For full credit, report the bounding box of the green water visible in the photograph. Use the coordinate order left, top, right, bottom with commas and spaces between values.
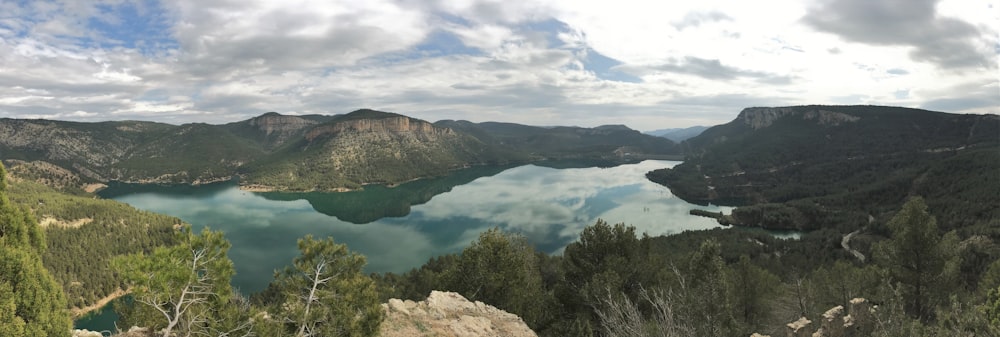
76, 160, 730, 331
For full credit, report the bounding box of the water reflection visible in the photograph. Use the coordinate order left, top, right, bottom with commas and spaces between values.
258, 165, 513, 224
100, 160, 730, 295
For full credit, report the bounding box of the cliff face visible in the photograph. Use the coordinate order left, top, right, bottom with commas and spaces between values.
380, 291, 537, 337
306, 116, 453, 141
246, 114, 322, 148
248, 113, 319, 135
737, 107, 859, 130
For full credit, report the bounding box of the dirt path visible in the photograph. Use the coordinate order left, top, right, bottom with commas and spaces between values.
841, 230, 865, 263
72, 288, 127, 318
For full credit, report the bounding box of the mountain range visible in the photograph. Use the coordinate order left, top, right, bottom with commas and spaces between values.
0, 109, 678, 192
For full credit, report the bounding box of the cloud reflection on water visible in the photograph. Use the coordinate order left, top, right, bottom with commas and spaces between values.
109, 160, 729, 293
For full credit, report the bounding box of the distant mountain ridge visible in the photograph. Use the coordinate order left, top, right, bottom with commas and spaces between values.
0, 109, 678, 191
647, 105, 1000, 232
644, 126, 708, 142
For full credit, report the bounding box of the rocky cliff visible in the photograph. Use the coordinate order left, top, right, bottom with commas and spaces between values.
737, 107, 859, 130
241, 112, 325, 149
380, 291, 537, 337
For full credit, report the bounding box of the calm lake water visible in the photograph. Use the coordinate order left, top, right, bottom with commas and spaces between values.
76, 160, 731, 331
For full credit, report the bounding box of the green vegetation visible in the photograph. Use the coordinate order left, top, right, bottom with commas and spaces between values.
4, 178, 179, 311
648, 105, 1000, 232
874, 197, 959, 320
262, 235, 383, 337
113, 231, 383, 337
376, 201, 999, 337
0, 162, 72, 337
113, 227, 247, 337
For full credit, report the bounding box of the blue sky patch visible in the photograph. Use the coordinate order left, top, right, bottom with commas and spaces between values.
583, 48, 642, 83
86, 1, 176, 55
413, 29, 483, 57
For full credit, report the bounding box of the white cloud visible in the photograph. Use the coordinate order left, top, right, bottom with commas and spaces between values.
0, 0, 994, 129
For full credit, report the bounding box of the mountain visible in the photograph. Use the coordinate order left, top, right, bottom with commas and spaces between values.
435, 120, 680, 160
222, 112, 337, 150
242, 109, 501, 191
0, 109, 679, 191
647, 105, 1000, 231
644, 125, 708, 142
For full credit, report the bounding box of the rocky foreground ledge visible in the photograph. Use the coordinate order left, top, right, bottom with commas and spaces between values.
74, 291, 536, 337
380, 291, 537, 337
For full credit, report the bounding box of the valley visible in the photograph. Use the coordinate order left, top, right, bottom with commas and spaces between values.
1, 105, 997, 337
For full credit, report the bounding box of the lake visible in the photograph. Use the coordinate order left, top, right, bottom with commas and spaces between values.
75, 160, 731, 331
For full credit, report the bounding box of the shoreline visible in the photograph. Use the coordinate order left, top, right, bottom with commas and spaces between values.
72, 288, 127, 318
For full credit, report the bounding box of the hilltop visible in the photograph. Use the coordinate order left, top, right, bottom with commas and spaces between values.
0, 109, 678, 192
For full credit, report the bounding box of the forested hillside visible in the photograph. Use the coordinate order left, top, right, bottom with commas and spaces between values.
0, 162, 73, 336
3, 168, 180, 313
647, 105, 1000, 232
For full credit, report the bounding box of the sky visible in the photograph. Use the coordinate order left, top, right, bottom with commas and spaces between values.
0, 0, 996, 130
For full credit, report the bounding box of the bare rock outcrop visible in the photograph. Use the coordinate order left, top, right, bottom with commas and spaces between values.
771, 298, 872, 337
737, 107, 860, 130
380, 291, 537, 337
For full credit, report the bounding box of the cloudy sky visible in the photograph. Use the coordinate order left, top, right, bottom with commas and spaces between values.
0, 0, 996, 130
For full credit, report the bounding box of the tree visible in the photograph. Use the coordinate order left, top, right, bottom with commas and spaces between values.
561, 220, 650, 312
113, 227, 244, 337
874, 197, 959, 320
271, 235, 383, 337
447, 228, 549, 327
730, 255, 779, 329
0, 162, 71, 337
681, 239, 737, 336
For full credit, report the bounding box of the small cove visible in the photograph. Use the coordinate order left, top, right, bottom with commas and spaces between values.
76, 160, 731, 331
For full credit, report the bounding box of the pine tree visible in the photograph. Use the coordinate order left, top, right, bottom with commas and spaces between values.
447, 228, 548, 327
271, 235, 383, 337
0, 162, 72, 337
113, 227, 242, 337
874, 196, 959, 320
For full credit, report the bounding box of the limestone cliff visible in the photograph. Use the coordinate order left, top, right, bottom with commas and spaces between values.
380, 291, 538, 337
244, 112, 324, 148
737, 107, 859, 130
